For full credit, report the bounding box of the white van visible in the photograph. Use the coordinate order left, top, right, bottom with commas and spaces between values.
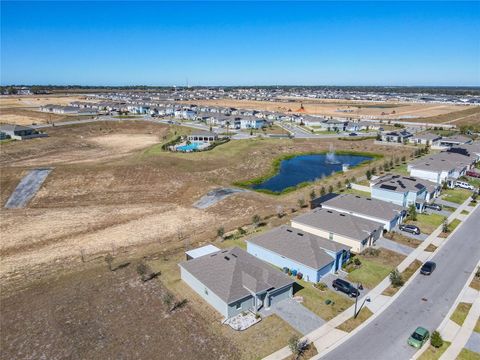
455, 181, 475, 190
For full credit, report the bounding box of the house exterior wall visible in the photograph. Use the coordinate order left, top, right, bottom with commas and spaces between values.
371, 187, 407, 207
290, 221, 371, 253
227, 295, 255, 318
246, 242, 335, 283
409, 168, 442, 184
180, 266, 228, 318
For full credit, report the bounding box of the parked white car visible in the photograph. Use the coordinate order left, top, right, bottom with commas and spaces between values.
455, 181, 475, 191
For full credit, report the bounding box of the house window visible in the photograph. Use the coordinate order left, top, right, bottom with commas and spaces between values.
235, 302, 242, 310
204, 288, 208, 295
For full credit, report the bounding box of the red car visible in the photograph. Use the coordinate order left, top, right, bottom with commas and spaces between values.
466, 171, 480, 178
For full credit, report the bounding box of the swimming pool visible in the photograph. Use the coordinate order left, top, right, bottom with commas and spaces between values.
176, 142, 205, 152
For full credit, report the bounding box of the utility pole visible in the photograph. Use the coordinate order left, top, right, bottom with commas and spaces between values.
354, 282, 360, 318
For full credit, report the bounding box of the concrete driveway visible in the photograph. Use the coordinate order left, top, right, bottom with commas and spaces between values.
435, 198, 461, 208
321, 273, 369, 298
261, 298, 325, 335
376, 237, 414, 256
394, 227, 429, 241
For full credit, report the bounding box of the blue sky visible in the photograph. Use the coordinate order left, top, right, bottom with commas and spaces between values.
1, 1, 479, 86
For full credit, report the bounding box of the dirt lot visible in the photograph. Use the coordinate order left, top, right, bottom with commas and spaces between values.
0, 121, 413, 292
0, 263, 238, 360
0, 94, 94, 108
182, 98, 469, 120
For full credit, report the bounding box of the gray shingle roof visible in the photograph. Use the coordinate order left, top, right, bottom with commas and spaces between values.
372, 174, 429, 192
320, 193, 405, 222
292, 208, 383, 242
179, 247, 293, 304
247, 225, 349, 270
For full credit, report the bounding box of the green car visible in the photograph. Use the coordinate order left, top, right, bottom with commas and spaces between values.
408, 327, 430, 348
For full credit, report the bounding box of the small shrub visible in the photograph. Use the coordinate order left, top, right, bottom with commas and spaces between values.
288, 335, 308, 358
252, 214, 261, 227
353, 257, 362, 266
297, 198, 306, 208
314, 282, 328, 291
255, 313, 261, 319
136, 262, 148, 276
389, 268, 404, 288
217, 227, 225, 240
163, 292, 174, 308
430, 331, 444, 348
309, 189, 316, 200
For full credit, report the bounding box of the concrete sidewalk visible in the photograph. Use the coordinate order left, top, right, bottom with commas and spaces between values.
263, 196, 475, 360
440, 292, 480, 359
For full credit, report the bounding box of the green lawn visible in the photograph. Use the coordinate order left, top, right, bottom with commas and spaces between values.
475, 318, 480, 333
451, 302, 473, 326
441, 189, 472, 205
419, 342, 451, 360
407, 213, 445, 235
461, 210, 470, 215
347, 258, 394, 289
448, 219, 462, 232
457, 348, 480, 360
294, 280, 353, 321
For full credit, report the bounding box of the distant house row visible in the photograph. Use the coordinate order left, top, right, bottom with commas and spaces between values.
408, 142, 480, 186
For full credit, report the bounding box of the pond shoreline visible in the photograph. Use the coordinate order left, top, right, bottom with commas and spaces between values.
233, 150, 382, 195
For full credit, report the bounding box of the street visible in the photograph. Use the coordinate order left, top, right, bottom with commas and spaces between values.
322, 206, 480, 360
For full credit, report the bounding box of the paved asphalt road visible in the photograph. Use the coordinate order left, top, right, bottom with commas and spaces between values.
322, 206, 480, 360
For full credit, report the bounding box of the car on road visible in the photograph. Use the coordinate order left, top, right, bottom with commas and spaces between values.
332, 278, 360, 298
420, 261, 436, 275
424, 203, 442, 211
349, 132, 358, 136
455, 181, 475, 191
408, 327, 430, 348
399, 224, 421, 235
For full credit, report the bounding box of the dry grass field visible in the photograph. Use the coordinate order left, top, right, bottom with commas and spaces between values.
182, 98, 470, 120
0, 94, 93, 108
0, 263, 239, 360
0, 95, 98, 125
0, 120, 413, 359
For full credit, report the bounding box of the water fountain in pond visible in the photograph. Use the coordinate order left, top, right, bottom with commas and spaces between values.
325, 144, 341, 164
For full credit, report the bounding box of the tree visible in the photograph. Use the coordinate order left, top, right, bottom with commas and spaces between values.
442, 217, 449, 233
216, 227, 225, 240
252, 214, 261, 227
408, 204, 417, 221
366, 170, 372, 180
337, 180, 342, 190
389, 268, 404, 287
430, 331, 444, 348
288, 335, 308, 359
309, 189, 316, 200
320, 186, 326, 197
328, 185, 333, 193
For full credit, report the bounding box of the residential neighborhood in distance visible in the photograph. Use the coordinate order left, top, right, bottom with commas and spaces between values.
1, 1, 479, 360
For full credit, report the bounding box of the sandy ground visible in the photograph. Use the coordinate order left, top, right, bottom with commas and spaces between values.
0, 264, 238, 360
184, 99, 469, 119
90, 133, 159, 152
